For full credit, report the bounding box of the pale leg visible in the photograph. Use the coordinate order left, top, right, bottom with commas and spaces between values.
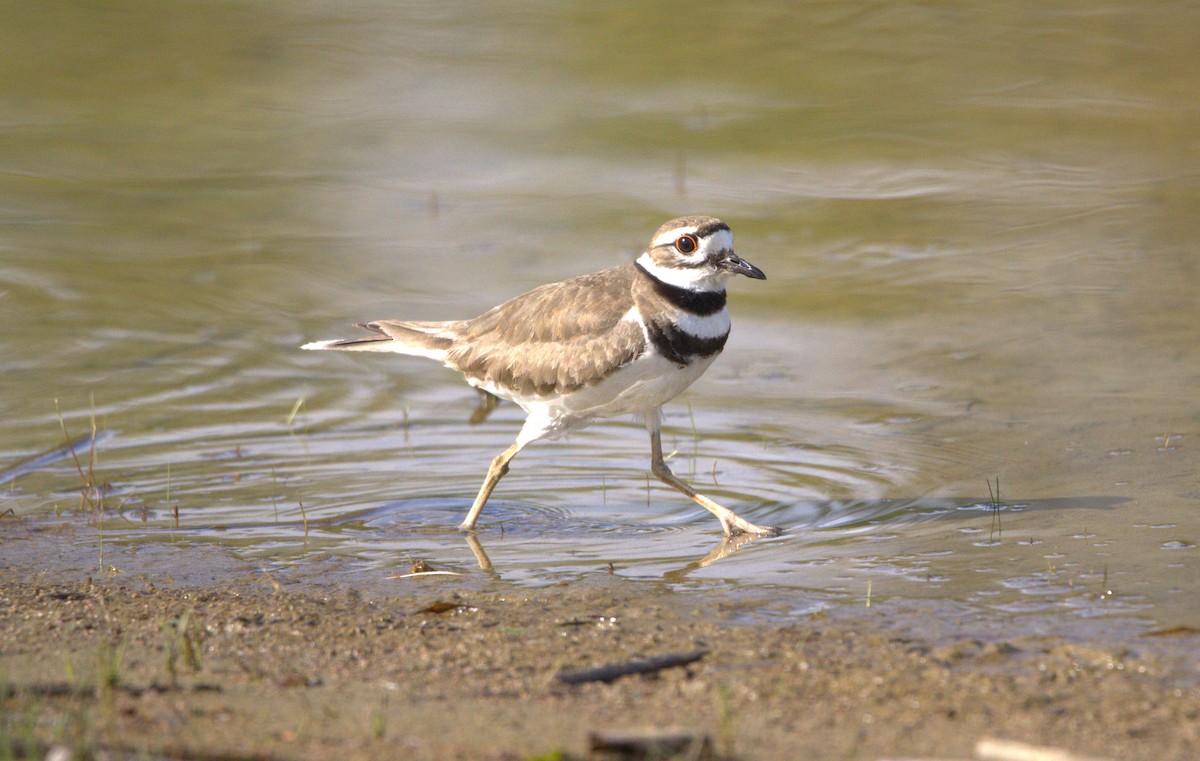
458, 414, 550, 531
459, 440, 522, 531
644, 410, 779, 537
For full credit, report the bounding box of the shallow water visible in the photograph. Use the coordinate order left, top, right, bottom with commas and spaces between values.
2, 1, 1197, 640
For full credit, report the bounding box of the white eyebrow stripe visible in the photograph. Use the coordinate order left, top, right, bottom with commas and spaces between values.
677, 228, 734, 265
702, 228, 733, 253
651, 226, 699, 248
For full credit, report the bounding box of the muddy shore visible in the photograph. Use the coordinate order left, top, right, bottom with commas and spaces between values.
2, 529, 1198, 761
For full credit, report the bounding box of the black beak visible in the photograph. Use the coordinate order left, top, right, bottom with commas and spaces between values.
722, 252, 766, 280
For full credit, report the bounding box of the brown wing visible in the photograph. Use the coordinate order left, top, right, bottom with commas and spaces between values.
447, 264, 647, 397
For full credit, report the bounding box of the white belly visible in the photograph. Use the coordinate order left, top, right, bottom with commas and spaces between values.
560, 350, 718, 419
481, 351, 720, 444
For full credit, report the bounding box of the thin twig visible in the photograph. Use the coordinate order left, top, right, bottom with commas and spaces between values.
556, 649, 707, 685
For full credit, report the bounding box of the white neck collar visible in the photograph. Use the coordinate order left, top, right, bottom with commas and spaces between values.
636, 252, 728, 291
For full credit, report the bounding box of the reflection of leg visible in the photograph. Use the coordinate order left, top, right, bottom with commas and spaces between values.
465, 532, 495, 574
664, 533, 760, 581
459, 440, 522, 531
644, 410, 779, 537
468, 390, 500, 425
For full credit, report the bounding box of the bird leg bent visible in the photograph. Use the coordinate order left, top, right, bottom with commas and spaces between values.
644, 411, 779, 537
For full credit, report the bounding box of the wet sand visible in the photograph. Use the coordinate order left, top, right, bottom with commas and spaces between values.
2, 529, 1198, 760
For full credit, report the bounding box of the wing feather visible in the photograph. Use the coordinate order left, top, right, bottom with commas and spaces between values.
448, 264, 647, 396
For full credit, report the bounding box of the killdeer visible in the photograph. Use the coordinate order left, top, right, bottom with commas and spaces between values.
303, 216, 778, 536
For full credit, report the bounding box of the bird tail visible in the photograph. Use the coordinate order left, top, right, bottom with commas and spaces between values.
301, 320, 463, 362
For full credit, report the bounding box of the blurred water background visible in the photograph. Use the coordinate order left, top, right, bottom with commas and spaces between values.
2, 1, 1197, 640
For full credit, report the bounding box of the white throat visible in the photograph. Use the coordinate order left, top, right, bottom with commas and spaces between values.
636, 252, 729, 291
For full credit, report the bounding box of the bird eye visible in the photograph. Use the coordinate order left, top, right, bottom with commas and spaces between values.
674, 234, 698, 254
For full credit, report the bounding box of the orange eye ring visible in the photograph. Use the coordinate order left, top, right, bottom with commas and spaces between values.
674, 234, 698, 254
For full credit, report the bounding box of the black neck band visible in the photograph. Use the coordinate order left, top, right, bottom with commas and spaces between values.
635, 263, 726, 316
